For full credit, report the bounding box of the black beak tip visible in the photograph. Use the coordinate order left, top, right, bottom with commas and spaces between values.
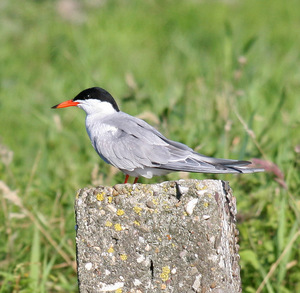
51, 104, 58, 109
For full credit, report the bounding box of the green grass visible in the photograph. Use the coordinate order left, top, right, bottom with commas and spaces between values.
0, 0, 300, 292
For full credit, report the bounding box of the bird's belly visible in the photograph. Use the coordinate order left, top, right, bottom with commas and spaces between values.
123, 167, 172, 178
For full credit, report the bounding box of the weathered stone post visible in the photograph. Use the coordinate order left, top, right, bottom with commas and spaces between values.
75, 179, 241, 293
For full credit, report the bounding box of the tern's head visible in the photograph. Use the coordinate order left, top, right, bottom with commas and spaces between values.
51, 87, 120, 115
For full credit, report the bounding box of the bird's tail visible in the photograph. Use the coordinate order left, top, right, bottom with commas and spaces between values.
160, 154, 264, 174
158, 138, 264, 174
198, 156, 264, 174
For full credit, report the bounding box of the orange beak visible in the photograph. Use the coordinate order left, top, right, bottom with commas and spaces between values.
51, 99, 79, 109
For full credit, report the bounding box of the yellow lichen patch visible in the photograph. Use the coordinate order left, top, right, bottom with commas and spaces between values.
108, 196, 113, 203
134, 220, 140, 226
152, 198, 159, 205
116, 209, 125, 216
114, 223, 123, 231
133, 206, 142, 215
203, 202, 209, 208
120, 254, 128, 261
115, 289, 122, 293
107, 246, 114, 253
160, 266, 170, 281
96, 193, 105, 201
105, 221, 113, 227
207, 193, 213, 198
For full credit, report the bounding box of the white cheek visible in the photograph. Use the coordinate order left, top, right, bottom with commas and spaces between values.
77, 100, 116, 115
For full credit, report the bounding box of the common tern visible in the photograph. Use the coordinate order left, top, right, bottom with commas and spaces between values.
52, 87, 263, 183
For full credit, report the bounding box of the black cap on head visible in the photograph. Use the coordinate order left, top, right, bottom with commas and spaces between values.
73, 87, 120, 112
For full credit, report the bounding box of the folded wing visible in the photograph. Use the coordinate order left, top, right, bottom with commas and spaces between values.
92, 112, 263, 174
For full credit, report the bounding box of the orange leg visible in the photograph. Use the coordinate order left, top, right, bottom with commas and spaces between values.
124, 174, 129, 184
133, 177, 139, 184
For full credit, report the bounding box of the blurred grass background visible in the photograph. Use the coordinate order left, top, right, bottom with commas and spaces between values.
0, 0, 299, 292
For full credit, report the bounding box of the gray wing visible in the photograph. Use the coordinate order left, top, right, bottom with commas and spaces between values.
90, 112, 173, 171
92, 112, 263, 174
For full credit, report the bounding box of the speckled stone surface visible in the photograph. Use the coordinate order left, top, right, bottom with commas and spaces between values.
75, 179, 241, 293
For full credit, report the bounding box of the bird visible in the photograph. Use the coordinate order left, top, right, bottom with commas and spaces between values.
52, 87, 263, 184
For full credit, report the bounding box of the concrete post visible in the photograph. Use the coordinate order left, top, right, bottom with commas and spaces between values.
75, 179, 241, 293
